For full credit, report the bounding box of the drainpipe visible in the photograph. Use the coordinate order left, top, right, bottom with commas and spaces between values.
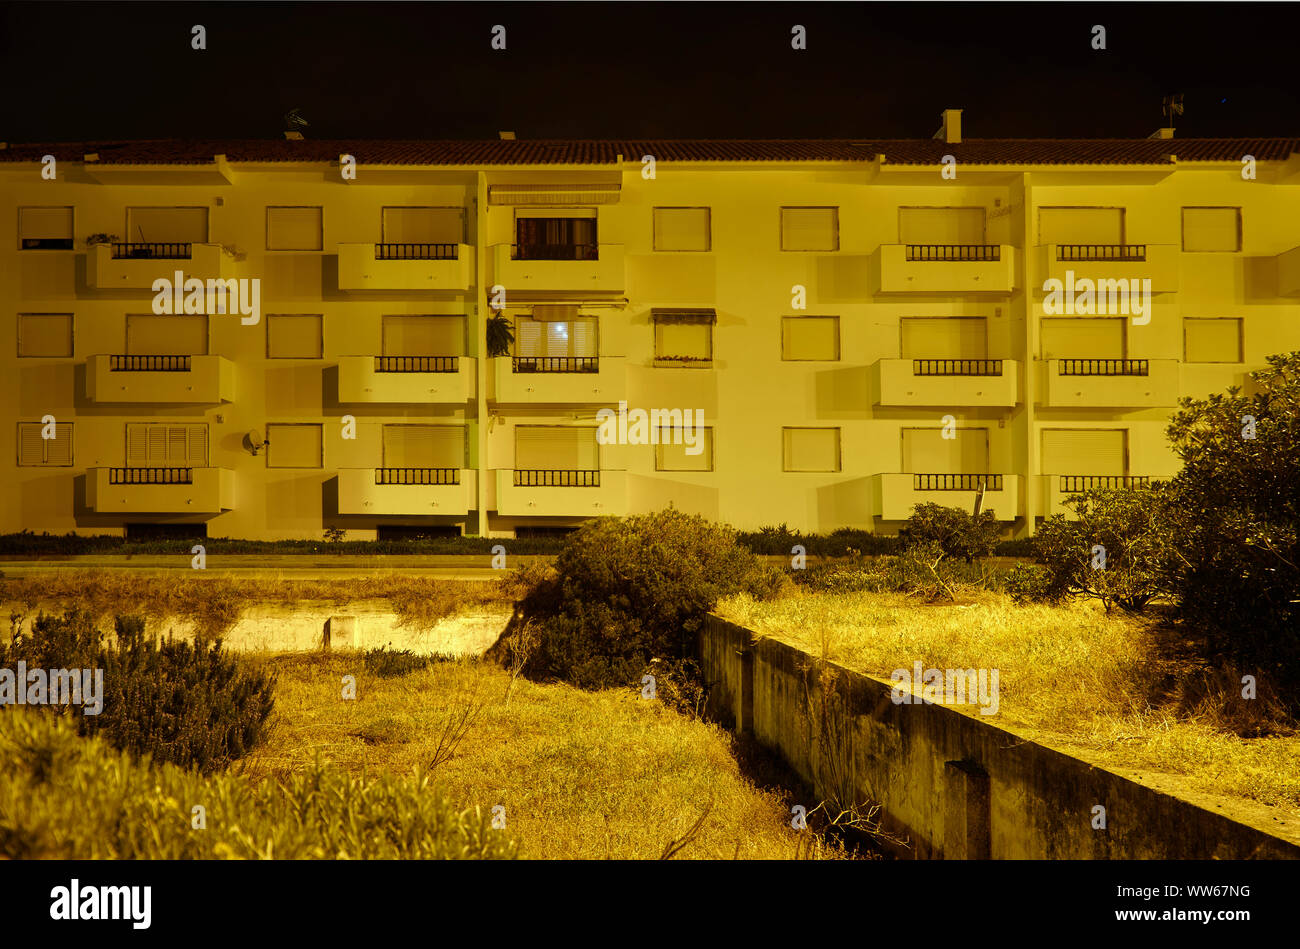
475, 171, 489, 537
1021, 171, 1038, 537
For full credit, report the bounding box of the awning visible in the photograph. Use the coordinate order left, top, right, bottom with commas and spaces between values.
530, 305, 581, 322
489, 183, 621, 205
652, 308, 717, 325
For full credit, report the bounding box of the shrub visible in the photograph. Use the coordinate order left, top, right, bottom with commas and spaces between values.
362, 646, 446, 678
0, 610, 275, 774
1003, 561, 1058, 604
899, 503, 1000, 562
0, 711, 518, 859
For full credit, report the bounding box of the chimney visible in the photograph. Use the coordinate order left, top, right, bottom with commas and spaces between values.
933, 109, 962, 145
498, 131, 516, 140
283, 130, 304, 141
1148, 127, 1175, 140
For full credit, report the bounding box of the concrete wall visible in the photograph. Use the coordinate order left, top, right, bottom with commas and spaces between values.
700, 614, 1300, 859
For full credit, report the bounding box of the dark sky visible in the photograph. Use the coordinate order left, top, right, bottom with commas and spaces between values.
2, 2, 1297, 142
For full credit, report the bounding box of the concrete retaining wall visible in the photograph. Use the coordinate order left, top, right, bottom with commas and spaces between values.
701, 614, 1300, 860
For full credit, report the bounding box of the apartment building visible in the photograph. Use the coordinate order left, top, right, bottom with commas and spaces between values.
4, 117, 1299, 540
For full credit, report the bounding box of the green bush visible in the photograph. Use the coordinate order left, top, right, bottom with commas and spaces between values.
362, 646, 449, 678
1003, 561, 1058, 604
0, 711, 518, 859
0, 610, 275, 774
899, 503, 1000, 562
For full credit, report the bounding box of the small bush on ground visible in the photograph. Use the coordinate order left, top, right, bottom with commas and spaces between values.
362, 646, 451, 678
899, 503, 1000, 562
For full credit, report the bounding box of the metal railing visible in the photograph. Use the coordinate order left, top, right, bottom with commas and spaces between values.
513, 469, 601, 487
913, 473, 1004, 491
512, 356, 599, 373
904, 244, 1000, 262
374, 356, 458, 373
512, 242, 599, 261
375, 467, 460, 485
1058, 359, 1149, 376
108, 467, 193, 485
912, 359, 1003, 376
110, 242, 192, 260
374, 243, 459, 260
1056, 244, 1147, 262
1060, 475, 1151, 493
109, 355, 192, 372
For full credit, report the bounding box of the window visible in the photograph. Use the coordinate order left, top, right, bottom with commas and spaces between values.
1182, 207, 1241, 252
902, 427, 988, 473
514, 310, 598, 358
17, 421, 73, 466
1038, 207, 1126, 245
653, 208, 711, 251
266, 206, 323, 251
265, 423, 323, 468
125, 423, 207, 466
782, 316, 840, 361
898, 207, 986, 244
1041, 318, 1126, 359
125, 207, 208, 243
900, 317, 987, 359
1184, 318, 1243, 363
267, 315, 324, 359
381, 207, 465, 244
515, 210, 597, 260
18, 314, 74, 357
653, 309, 714, 363
1041, 429, 1126, 475
781, 207, 838, 251
382, 424, 464, 468
783, 427, 840, 472
125, 314, 209, 355
382, 315, 465, 356
656, 427, 713, 472
515, 426, 599, 469
18, 207, 74, 249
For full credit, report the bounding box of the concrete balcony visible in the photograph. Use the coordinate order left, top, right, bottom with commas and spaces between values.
1039, 359, 1179, 408
1278, 245, 1300, 297
88, 242, 237, 290
337, 243, 473, 291
491, 356, 626, 404
1041, 475, 1154, 517
871, 358, 1019, 408
872, 473, 1021, 522
494, 468, 626, 517
87, 467, 234, 514
873, 244, 1016, 294
337, 468, 475, 516
1038, 244, 1179, 294
491, 243, 625, 293
337, 356, 473, 404
86, 355, 235, 404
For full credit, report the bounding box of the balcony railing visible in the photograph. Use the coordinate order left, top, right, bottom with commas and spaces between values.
108, 467, 193, 485
1060, 475, 1151, 493
912, 359, 1003, 377
110, 242, 192, 260
512, 356, 599, 373
513, 243, 599, 261
374, 242, 460, 261
374, 356, 459, 373
1058, 359, 1149, 377
905, 244, 1001, 262
514, 469, 601, 487
1056, 244, 1147, 262
913, 473, 1004, 491
109, 355, 192, 372
375, 467, 460, 485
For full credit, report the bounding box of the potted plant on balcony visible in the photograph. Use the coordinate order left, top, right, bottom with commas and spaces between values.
85, 233, 118, 247
487, 313, 515, 358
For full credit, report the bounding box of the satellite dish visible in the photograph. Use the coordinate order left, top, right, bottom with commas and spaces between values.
245, 429, 267, 456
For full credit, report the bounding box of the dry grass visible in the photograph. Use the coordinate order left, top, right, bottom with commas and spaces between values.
236, 653, 851, 860
717, 588, 1300, 812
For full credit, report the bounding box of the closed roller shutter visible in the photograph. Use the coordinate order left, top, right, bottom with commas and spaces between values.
18, 314, 74, 357
490, 184, 619, 205
382, 425, 464, 468
782, 317, 839, 361
783, 427, 841, 472
515, 426, 598, 469
1184, 318, 1242, 363
266, 207, 322, 251
126, 207, 208, 243
900, 317, 987, 359
124, 423, 207, 465
17, 422, 73, 466
126, 314, 209, 355
899, 207, 985, 244
781, 208, 838, 251
265, 423, 322, 468
1041, 318, 1125, 359
1182, 208, 1240, 252
267, 315, 323, 359
653, 208, 711, 251
1039, 207, 1125, 245
657, 428, 713, 471
1042, 429, 1126, 475
902, 428, 988, 473
382, 315, 465, 356
382, 207, 465, 244
19, 207, 74, 248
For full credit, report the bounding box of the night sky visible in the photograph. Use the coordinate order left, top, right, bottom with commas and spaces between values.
2, 2, 1296, 142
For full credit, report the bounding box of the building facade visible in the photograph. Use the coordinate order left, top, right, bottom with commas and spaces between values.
3, 122, 1299, 540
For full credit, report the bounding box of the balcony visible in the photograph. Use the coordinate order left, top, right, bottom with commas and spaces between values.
873, 244, 1016, 294
1039, 358, 1179, 408
872, 473, 1021, 521
88, 242, 237, 290
492, 355, 626, 404
871, 358, 1019, 408
494, 468, 626, 517
337, 467, 475, 516
1038, 244, 1179, 294
86, 355, 235, 404
337, 243, 472, 291
1278, 245, 1300, 297
337, 356, 473, 404
86, 467, 234, 514
1042, 475, 1153, 517
492, 243, 625, 293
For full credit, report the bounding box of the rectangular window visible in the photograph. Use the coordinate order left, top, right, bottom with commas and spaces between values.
782, 316, 840, 361
1040, 318, 1126, 359
18, 314, 74, 357
783, 427, 841, 472
515, 426, 599, 469
382, 424, 464, 468
653, 207, 711, 251
900, 317, 988, 359
267, 315, 324, 359
265, 423, 323, 468
381, 207, 465, 244
653, 309, 714, 362
125, 314, 209, 355
898, 207, 986, 244
1184, 318, 1243, 363
1182, 207, 1241, 252
514, 312, 598, 358
1041, 429, 1126, 476
18, 207, 74, 249
656, 427, 713, 472
902, 427, 988, 474
17, 421, 73, 466
1038, 207, 1126, 245
514, 211, 597, 260
266, 206, 323, 251
125, 207, 208, 244
781, 207, 839, 251
125, 423, 207, 466
382, 315, 465, 356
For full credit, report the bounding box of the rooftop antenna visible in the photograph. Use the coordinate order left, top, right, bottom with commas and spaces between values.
283, 109, 309, 140
1162, 94, 1184, 126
